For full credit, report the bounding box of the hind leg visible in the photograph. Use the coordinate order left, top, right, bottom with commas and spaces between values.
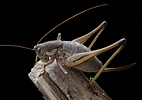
89, 39, 126, 86
65, 38, 125, 68
72, 21, 107, 45
57, 63, 72, 98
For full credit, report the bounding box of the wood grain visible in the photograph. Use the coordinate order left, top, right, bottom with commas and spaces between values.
28, 60, 111, 100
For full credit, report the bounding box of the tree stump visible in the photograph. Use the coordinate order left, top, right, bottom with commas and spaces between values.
28, 60, 112, 100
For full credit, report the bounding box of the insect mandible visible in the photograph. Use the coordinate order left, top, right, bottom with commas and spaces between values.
0, 4, 135, 86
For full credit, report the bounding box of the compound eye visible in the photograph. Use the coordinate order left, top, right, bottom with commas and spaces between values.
37, 47, 41, 53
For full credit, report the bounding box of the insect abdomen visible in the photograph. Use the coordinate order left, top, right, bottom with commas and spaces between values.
57, 41, 102, 72
56, 41, 90, 63
62, 41, 90, 55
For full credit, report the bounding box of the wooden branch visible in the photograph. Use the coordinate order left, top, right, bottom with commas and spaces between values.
28, 60, 112, 100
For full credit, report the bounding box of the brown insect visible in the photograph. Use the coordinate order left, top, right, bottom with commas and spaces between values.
0, 4, 135, 88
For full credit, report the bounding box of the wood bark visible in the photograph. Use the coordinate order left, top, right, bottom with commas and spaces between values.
28, 60, 112, 100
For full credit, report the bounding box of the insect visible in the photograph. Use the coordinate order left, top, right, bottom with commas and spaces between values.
0, 3, 135, 88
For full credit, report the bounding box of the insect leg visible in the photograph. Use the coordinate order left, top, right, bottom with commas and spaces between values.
72, 21, 107, 45
58, 63, 71, 97
88, 21, 107, 49
89, 39, 126, 85
103, 63, 136, 72
34, 55, 38, 65
58, 63, 68, 75
65, 38, 125, 67
57, 33, 61, 40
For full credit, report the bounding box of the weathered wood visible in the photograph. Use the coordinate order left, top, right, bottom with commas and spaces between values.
28, 60, 112, 100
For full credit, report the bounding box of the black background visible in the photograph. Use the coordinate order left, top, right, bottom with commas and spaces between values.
0, 0, 140, 100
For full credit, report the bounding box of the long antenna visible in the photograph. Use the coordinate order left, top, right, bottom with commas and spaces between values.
0, 45, 34, 51
36, 4, 108, 45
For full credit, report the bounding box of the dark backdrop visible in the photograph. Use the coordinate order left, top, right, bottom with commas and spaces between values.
0, 0, 140, 100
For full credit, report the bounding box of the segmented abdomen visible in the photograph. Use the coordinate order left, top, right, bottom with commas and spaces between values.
56, 41, 90, 63
62, 41, 90, 55
57, 41, 102, 72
